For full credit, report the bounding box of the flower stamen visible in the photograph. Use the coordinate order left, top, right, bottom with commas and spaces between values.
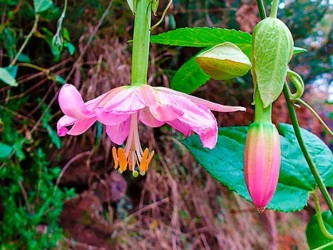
117, 148, 128, 173
112, 147, 119, 170
111, 114, 154, 176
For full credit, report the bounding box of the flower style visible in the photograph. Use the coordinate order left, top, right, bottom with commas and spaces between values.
244, 122, 281, 212
57, 84, 245, 175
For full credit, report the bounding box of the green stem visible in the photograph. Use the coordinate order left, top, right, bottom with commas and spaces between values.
131, 0, 151, 86
270, 0, 279, 18
256, 0, 267, 19
312, 190, 333, 240
10, 14, 40, 66
283, 83, 333, 214
296, 98, 333, 137
254, 89, 272, 123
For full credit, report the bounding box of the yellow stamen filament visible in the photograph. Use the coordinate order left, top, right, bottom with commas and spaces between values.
112, 147, 119, 170
117, 148, 128, 173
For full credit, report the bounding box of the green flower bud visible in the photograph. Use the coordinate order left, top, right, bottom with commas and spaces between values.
196, 42, 251, 80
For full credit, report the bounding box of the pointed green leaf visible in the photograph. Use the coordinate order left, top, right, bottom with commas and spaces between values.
306, 211, 333, 249
151, 27, 252, 58
171, 54, 210, 94
0, 67, 17, 86
196, 42, 251, 80
34, 0, 54, 13
0, 142, 13, 159
182, 124, 333, 212
127, 0, 135, 13
293, 47, 307, 55
152, 0, 159, 15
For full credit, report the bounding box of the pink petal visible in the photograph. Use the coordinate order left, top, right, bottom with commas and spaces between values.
57, 115, 96, 136
167, 119, 192, 136
67, 117, 97, 135
150, 104, 184, 122
136, 85, 184, 121
139, 107, 164, 127
160, 92, 218, 148
96, 108, 132, 125
156, 87, 246, 112
105, 118, 131, 145
58, 84, 94, 119
178, 106, 218, 149
99, 86, 145, 112
57, 115, 76, 136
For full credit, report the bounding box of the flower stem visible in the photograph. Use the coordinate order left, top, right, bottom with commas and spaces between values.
283, 83, 333, 214
270, 0, 279, 18
131, 0, 151, 86
312, 190, 333, 239
296, 98, 333, 137
254, 89, 272, 123
256, 0, 267, 19
10, 14, 40, 66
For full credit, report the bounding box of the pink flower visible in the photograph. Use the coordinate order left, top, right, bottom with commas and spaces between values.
244, 122, 281, 212
57, 84, 245, 175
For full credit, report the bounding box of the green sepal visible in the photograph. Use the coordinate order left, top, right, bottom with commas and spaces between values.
252, 17, 294, 108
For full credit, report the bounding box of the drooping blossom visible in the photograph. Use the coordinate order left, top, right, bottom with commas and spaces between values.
244, 122, 281, 212
57, 84, 245, 176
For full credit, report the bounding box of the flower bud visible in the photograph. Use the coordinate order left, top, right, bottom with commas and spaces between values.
244, 122, 281, 212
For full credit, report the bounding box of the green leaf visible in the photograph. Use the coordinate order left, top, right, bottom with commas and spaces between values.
171, 54, 210, 94
182, 123, 333, 212
34, 0, 53, 13
0, 142, 13, 159
293, 47, 307, 55
64, 42, 75, 55
0, 67, 18, 86
306, 211, 333, 249
151, 28, 304, 59
127, 0, 135, 13
54, 75, 66, 84
17, 54, 31, 63
152, 0, 158, 15
150, 27, 252, 58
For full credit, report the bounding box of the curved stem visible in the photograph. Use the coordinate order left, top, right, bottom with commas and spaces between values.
151, 0, 173, 30
296, 98, 333, 137
283, 83, 333, 214
312, 190, 333, 240
131, 0, 151, 86
256, 0, 267, 19
287, 69, 304, 99
270, 0, 279, 18
10, 14, 40, 66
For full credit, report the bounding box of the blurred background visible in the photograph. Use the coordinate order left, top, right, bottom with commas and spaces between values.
0, 0, 332, 249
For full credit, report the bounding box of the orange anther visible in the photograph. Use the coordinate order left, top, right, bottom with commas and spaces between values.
112, 147, 119, 169
146, 150, 155, 172
117, 148, 128, 172
139, 148, 149, 173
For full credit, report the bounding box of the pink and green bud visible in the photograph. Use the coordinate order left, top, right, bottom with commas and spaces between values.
244, 122, 281, 212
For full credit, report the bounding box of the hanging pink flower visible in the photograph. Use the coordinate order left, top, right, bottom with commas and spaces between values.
57, 84, 245, 175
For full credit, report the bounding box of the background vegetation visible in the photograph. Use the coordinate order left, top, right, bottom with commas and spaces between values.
0, 0, 332, 248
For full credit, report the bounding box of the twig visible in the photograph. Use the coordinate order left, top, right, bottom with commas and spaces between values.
10, 14, 40, 66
